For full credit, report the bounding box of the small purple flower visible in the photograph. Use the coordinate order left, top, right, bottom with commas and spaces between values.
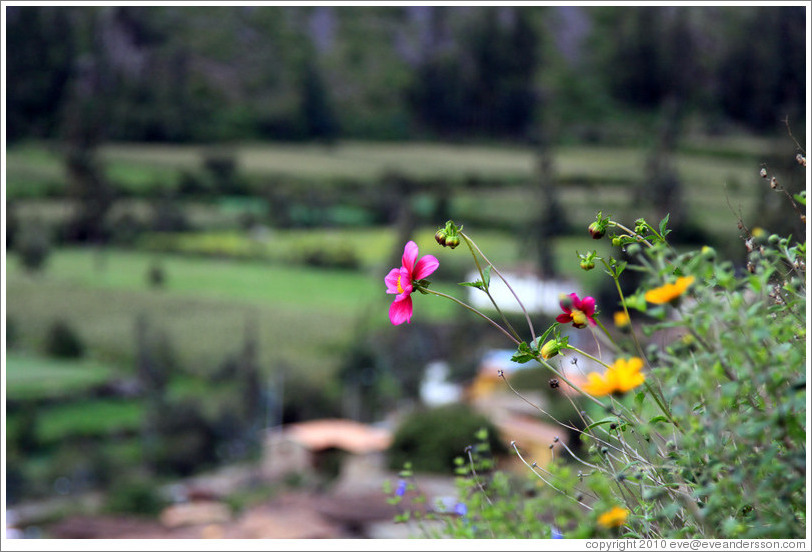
395, 479, 407, 497
551, 526, 564, 539
454, 502, 468, 517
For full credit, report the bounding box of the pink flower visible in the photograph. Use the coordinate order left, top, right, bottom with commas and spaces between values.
556, 293, 597, 329
385, 241, 439, 325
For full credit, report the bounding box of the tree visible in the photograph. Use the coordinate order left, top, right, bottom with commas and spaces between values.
6, 7, 76, 143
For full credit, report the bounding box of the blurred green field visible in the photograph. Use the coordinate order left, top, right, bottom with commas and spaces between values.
34, 399, 144, 445
6, 246, 462, 379
7, 139, 768, 251
4, 136, 777, 504
6, 353, 115, 401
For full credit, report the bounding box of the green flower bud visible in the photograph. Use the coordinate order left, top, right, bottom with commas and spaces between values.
435, 229, 447, 246
588, 221, 606, 240
540, 340, 560, 360
445, 235, 460, 249
701, 246, 716, 259
580, 260, 595, 271
612, 237, 622, 247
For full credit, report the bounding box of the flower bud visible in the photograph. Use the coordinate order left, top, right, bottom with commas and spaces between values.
435, 229, 447, 246
588, 221, 606, 240
612, 237, 622, 247
580, 260, 595, 271
701, 245, 716, 259
444, 235, 460, 249
541, 340, 560, 360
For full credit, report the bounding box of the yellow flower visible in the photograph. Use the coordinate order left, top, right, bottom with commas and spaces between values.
613, 311, 630, 328
582, 371, 616, 396
612, 357, 645, 392
597, 506, 629, 529
582, 357, 645, 397
644, 276, 695, 304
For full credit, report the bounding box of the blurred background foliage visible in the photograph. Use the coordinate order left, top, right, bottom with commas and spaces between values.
4, 4, 807, 522
6, 5, 806, 144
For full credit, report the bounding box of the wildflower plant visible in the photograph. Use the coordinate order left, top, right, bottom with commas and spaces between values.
384, 150, 806, 539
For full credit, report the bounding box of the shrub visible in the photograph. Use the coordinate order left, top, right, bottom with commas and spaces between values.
15, 221, 51, 273
6, 316, 19, 350
299, 244, 360, 270
44, 319, 85, 359
385, 150, 806, 538
146, 260, 166, 289
105, 477, 166, 516
388, 404, 506, 474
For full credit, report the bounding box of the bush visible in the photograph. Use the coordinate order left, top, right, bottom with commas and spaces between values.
388, 404, 506, 474
387, 151, 806, 538
15, 222, 51, 273
44, 319, 85, 359
6, 316, 19, 350
105, 477, 166, 516
146, 260, 166, 289
299, 245, 360, 270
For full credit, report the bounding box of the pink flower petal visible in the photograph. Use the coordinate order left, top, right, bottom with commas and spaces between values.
401, 241, 419, 275
580, 296, 596, 316
556, 313, 572, 324
413, 254, 439, 280
389, 296, 413, 325
385, 268, 402, 294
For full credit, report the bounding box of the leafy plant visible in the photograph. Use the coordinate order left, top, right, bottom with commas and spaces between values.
386, 150, 806, 538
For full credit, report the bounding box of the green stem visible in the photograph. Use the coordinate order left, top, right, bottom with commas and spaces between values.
604, 261, 679, 430
421, 288, 520, 346
608, 268, 648, 363
609, 221, 654, 248
530, 353, 610, 411
461, 232, 537, 343
595, 318, 620, 349
564, 345, 613, 370
566, 345, 679, 429
460, 233, 522, 342
643, 380, 681, 430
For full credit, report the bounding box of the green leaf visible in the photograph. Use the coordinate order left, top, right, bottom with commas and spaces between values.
511, 341, 536, 364
586, 417, 618, 430
648, 415, 670, 425
482, 265, 492, 288
659, 214, 670, 237
459, 280, 485, 291
634, 391, 646, 411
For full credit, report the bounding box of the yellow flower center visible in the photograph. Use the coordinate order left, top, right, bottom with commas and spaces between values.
397, 274, 404, 294
571, 309, 587, 326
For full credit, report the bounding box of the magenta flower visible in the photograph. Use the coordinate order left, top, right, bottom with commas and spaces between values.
385, 241, 439, 325
556, 292, 597, 329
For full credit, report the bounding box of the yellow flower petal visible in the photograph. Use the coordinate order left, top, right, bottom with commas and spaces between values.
598, 506, 629, 528
644, 276, 695, 304
611, 357, 646, 392
582, 371, 615, 397
613, 311, 630, 328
